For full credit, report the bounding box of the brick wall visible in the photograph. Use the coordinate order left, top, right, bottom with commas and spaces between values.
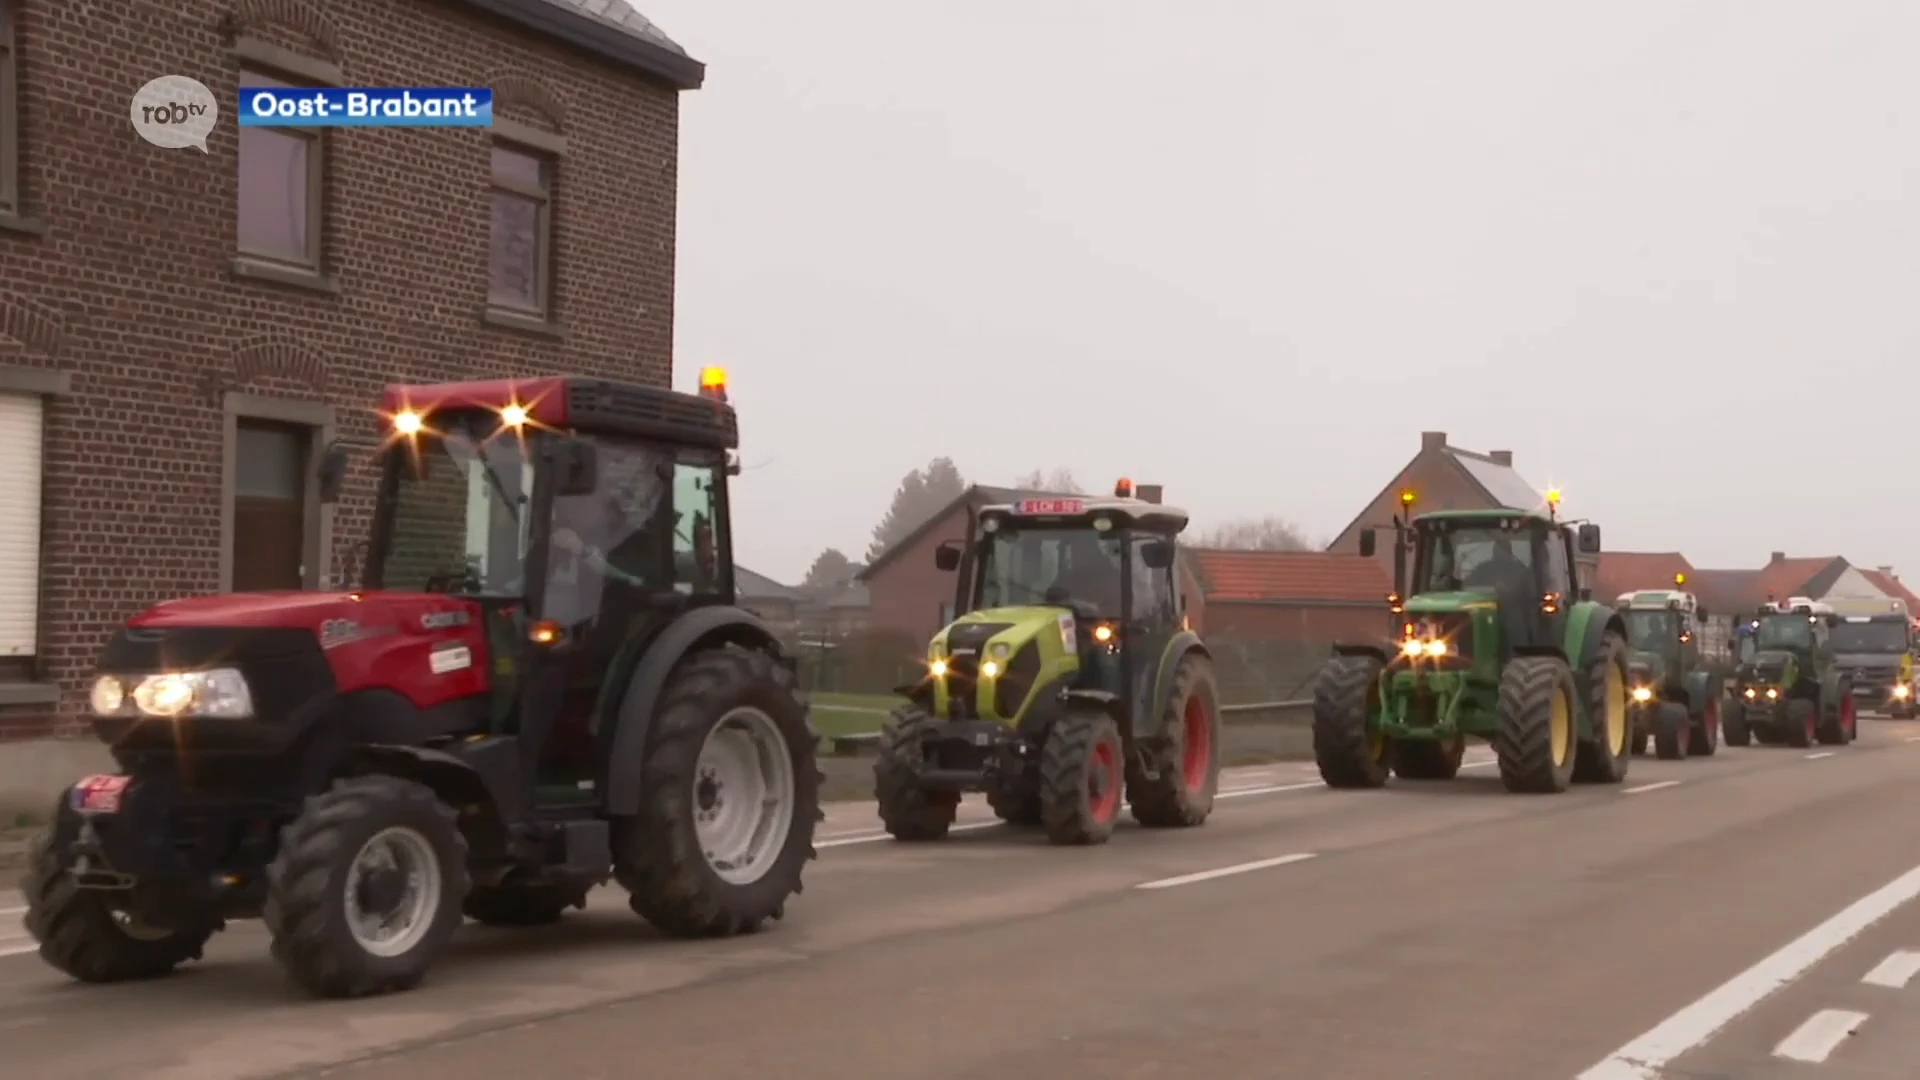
0, 0, 686, 736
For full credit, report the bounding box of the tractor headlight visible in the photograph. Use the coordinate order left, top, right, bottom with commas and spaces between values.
980, 660, 1000, 679
1895, 685, 1911, 700
93, 669, 254, 719
1766, 688, 1779, 700
928, 658, 949, 678
1632, 687, 1653, 703
1744, 687, 1756, 699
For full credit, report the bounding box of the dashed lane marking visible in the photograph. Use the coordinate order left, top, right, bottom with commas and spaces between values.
1806, 752, 1836, 760
1861, 949, 1920, 989
1134, 852, 1317, 890
1623, 780, 1681, 795
1772, 1009, 1869, 1063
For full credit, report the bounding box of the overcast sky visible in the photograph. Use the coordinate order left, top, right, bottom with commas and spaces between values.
635, 0, 1920, 585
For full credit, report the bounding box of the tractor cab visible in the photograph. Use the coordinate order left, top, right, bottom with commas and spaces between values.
1615, 588, 1704, 685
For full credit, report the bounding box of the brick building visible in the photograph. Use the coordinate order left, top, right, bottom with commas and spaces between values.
1181, 548, 1391, 644
0, 0, 701, 738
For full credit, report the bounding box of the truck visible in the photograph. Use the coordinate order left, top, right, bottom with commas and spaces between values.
1822, 597, 1916, 718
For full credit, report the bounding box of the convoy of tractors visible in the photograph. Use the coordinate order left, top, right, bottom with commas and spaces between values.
9, 367, 1911, 1000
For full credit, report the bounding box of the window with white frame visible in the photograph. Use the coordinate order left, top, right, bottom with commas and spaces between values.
0, 392, 44, 659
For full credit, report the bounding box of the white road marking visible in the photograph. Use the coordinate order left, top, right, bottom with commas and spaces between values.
1576, 862, 1920, 1079
1623, 781, 1681, 795
816, 821, 1001, 848
1905, 735, 1920, 743
1861, 949, 1920, 989
1772, 1009, 1868, 1063
1806, 752, 1836, 760
1135, 852, 1317, 890
0, 905, 23, 918
0, 943, 36, 959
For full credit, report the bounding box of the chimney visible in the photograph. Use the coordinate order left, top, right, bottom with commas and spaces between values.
1770, 551, 1785, 563
1879, 565, 1894, 576
1420, 431, 1447, 452
1489, 450, 1512, 466
1137, 484, 1163, 505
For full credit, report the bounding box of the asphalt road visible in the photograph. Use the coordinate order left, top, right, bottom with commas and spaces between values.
5, 721, 1920, 1079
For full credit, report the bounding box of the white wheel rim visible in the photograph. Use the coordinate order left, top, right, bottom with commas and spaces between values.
693, 706, 797, 886
343, 826, 443, 958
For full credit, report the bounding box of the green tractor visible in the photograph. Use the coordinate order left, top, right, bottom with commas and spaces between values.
875, 480, 1220, 845
1616, 585, 1723, 759
1312, 497, 1632, 793
1723, 600, 1858, 748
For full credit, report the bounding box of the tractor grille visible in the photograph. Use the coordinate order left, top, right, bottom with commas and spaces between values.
939, 622, 1010, 722
1410, 613, 1473, 663
98, 626, 336, 726
1751, 660, 1787, 684
945, 622, 1011, 654
993, 641, 1041, 719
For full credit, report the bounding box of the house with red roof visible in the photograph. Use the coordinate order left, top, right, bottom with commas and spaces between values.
1180, 549, 1393, 645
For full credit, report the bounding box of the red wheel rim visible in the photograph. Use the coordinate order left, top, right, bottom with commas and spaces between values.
1181, 696, 1211, 791
1705, 697, 1719, 743
1089, 738, 1121, 823
1843, 694, 1856, 737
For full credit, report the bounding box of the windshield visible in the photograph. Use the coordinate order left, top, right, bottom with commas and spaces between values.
1416, 524, 1534, 593
974, 526, 1123, 615
375, 417, 533, 595
1754, 615, 1814, 652
1623, 610, 1679, 649
1829, 621, 1910, 653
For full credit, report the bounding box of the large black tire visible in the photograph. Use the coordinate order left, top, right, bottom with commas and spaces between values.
1723, 699, 1752, 747
1817, 684, 1855, 746
1038, 706, 1125, 845
1390, 737, 1465, 780
1653, 702, 1689, 761
1495, 656, 1579, 793
20, 829, 218, 983
874, 701, 958, 840
614, 646, 822, 938
263, 775, 470, 998
1313, 655, 1389, 789
463, 883, 576, 927
1688, 695, 1719, 757
1783, 698, 1817, 748
1127, 651, 1221, 827
986, 784, 1042, 826
1572, 631, 1632, 784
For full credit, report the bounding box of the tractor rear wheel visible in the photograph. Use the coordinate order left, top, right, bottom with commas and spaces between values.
1688, 697, 1719, 757
1816, 687, 1855, 746
21, 829, 218, 984
1312, 655, 1389, 788
1572, 631, 1632, 784
615, 646, 821, 938
1723, 699, 1752, 746
1495, 656, 1579, 793
1784, 698, 1817, 748
1038, 706, 1125, 845
1653, 702, 1690, 760
263, 775, 469, 998
1389, 737, 1465, 780
1127, 652, 1221, 827
875, 702, 959, 840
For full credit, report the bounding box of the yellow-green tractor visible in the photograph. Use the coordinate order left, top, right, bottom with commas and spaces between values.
875, 480, 1219, 845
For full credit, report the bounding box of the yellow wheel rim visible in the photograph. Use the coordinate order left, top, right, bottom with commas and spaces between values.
1604, 661, 1628, 755
1367, 731, 1386, 762
1550, 684, 1572, 766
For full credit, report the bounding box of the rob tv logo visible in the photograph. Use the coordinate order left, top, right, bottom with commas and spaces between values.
129, 75, 220, 152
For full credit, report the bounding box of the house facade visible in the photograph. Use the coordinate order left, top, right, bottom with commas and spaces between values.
0, 0, 701, 738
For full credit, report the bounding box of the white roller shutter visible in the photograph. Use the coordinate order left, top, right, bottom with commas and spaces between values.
0, 394, 44, 656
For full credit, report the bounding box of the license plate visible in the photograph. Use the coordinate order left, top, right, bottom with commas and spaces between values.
70, 775, 130, 814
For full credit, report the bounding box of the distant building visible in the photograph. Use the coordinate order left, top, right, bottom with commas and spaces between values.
1180, 549, 1391, 644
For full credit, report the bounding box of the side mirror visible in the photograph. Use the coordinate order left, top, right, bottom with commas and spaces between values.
1696, 605, 1710, 619
1358, 528, 1377, 558
1140, 540, 1174, 570
1576, 523, 1602, 553
316, 441, 348, 504
934, 539, 962, 572
554, 438, 598, 497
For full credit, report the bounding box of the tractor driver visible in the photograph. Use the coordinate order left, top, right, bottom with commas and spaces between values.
1045, 531, 1121, 615
1463, 534, 1532, 596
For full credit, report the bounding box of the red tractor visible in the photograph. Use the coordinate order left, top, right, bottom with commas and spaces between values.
19, 369, 822, 997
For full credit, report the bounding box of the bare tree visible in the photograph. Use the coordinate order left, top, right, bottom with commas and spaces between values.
1194, 516, 1317, 551
1014, 467, 1083, 493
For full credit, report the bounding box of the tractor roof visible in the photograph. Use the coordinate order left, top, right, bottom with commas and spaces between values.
1617, 589, 1695, 612
1412, 507, 1558, 527
380, 374, 737, 451
978, 494, 1190, 534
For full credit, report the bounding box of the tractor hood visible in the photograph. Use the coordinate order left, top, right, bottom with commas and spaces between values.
935, 605, 1075, 656
129, 590, 479, 634
1403, 590, 1498, 614
1747, 649, 1800, 683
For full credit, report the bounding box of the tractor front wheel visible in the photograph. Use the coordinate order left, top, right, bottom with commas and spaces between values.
1495, 656, 1579, 793
1653, 702, 1690, 760
1312, 655, 1389, 789
1126, 652, 1221, 827
1784, 698, 1817, 749
875, 702, 959, 840
263, 775, 469, 998
1723, 699, 1752, 746
1571, 631, 1632, 784
1816, 688, 1855, 746
1039, 706, 1125, 845
615, 646, 822, 938
21, 830, 218, 984
1688, 697, 1720, 757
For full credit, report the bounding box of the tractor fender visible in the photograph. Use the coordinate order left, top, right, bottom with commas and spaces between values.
1060, 688, 1123, 724
601, 605, 785, 817
1138, 632, 1210, 740
1332, 642, 1389, 665
1818, 668, 1850, 708
354, 739, 525, 824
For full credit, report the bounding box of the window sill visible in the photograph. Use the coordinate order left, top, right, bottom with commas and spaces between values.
230, 257, 340, 295
482, 307, 566, 339
0, 209, 48, 238
0, 681, 60, 707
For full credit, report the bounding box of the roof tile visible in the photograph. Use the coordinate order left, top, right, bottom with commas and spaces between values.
1861, 569, 1920, 611
1593, 552, 1695, 600
1190, 549, 1390, 604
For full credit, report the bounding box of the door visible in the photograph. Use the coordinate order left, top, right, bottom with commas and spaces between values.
232, 419, 309, 591
1125, 533, 1180, 722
